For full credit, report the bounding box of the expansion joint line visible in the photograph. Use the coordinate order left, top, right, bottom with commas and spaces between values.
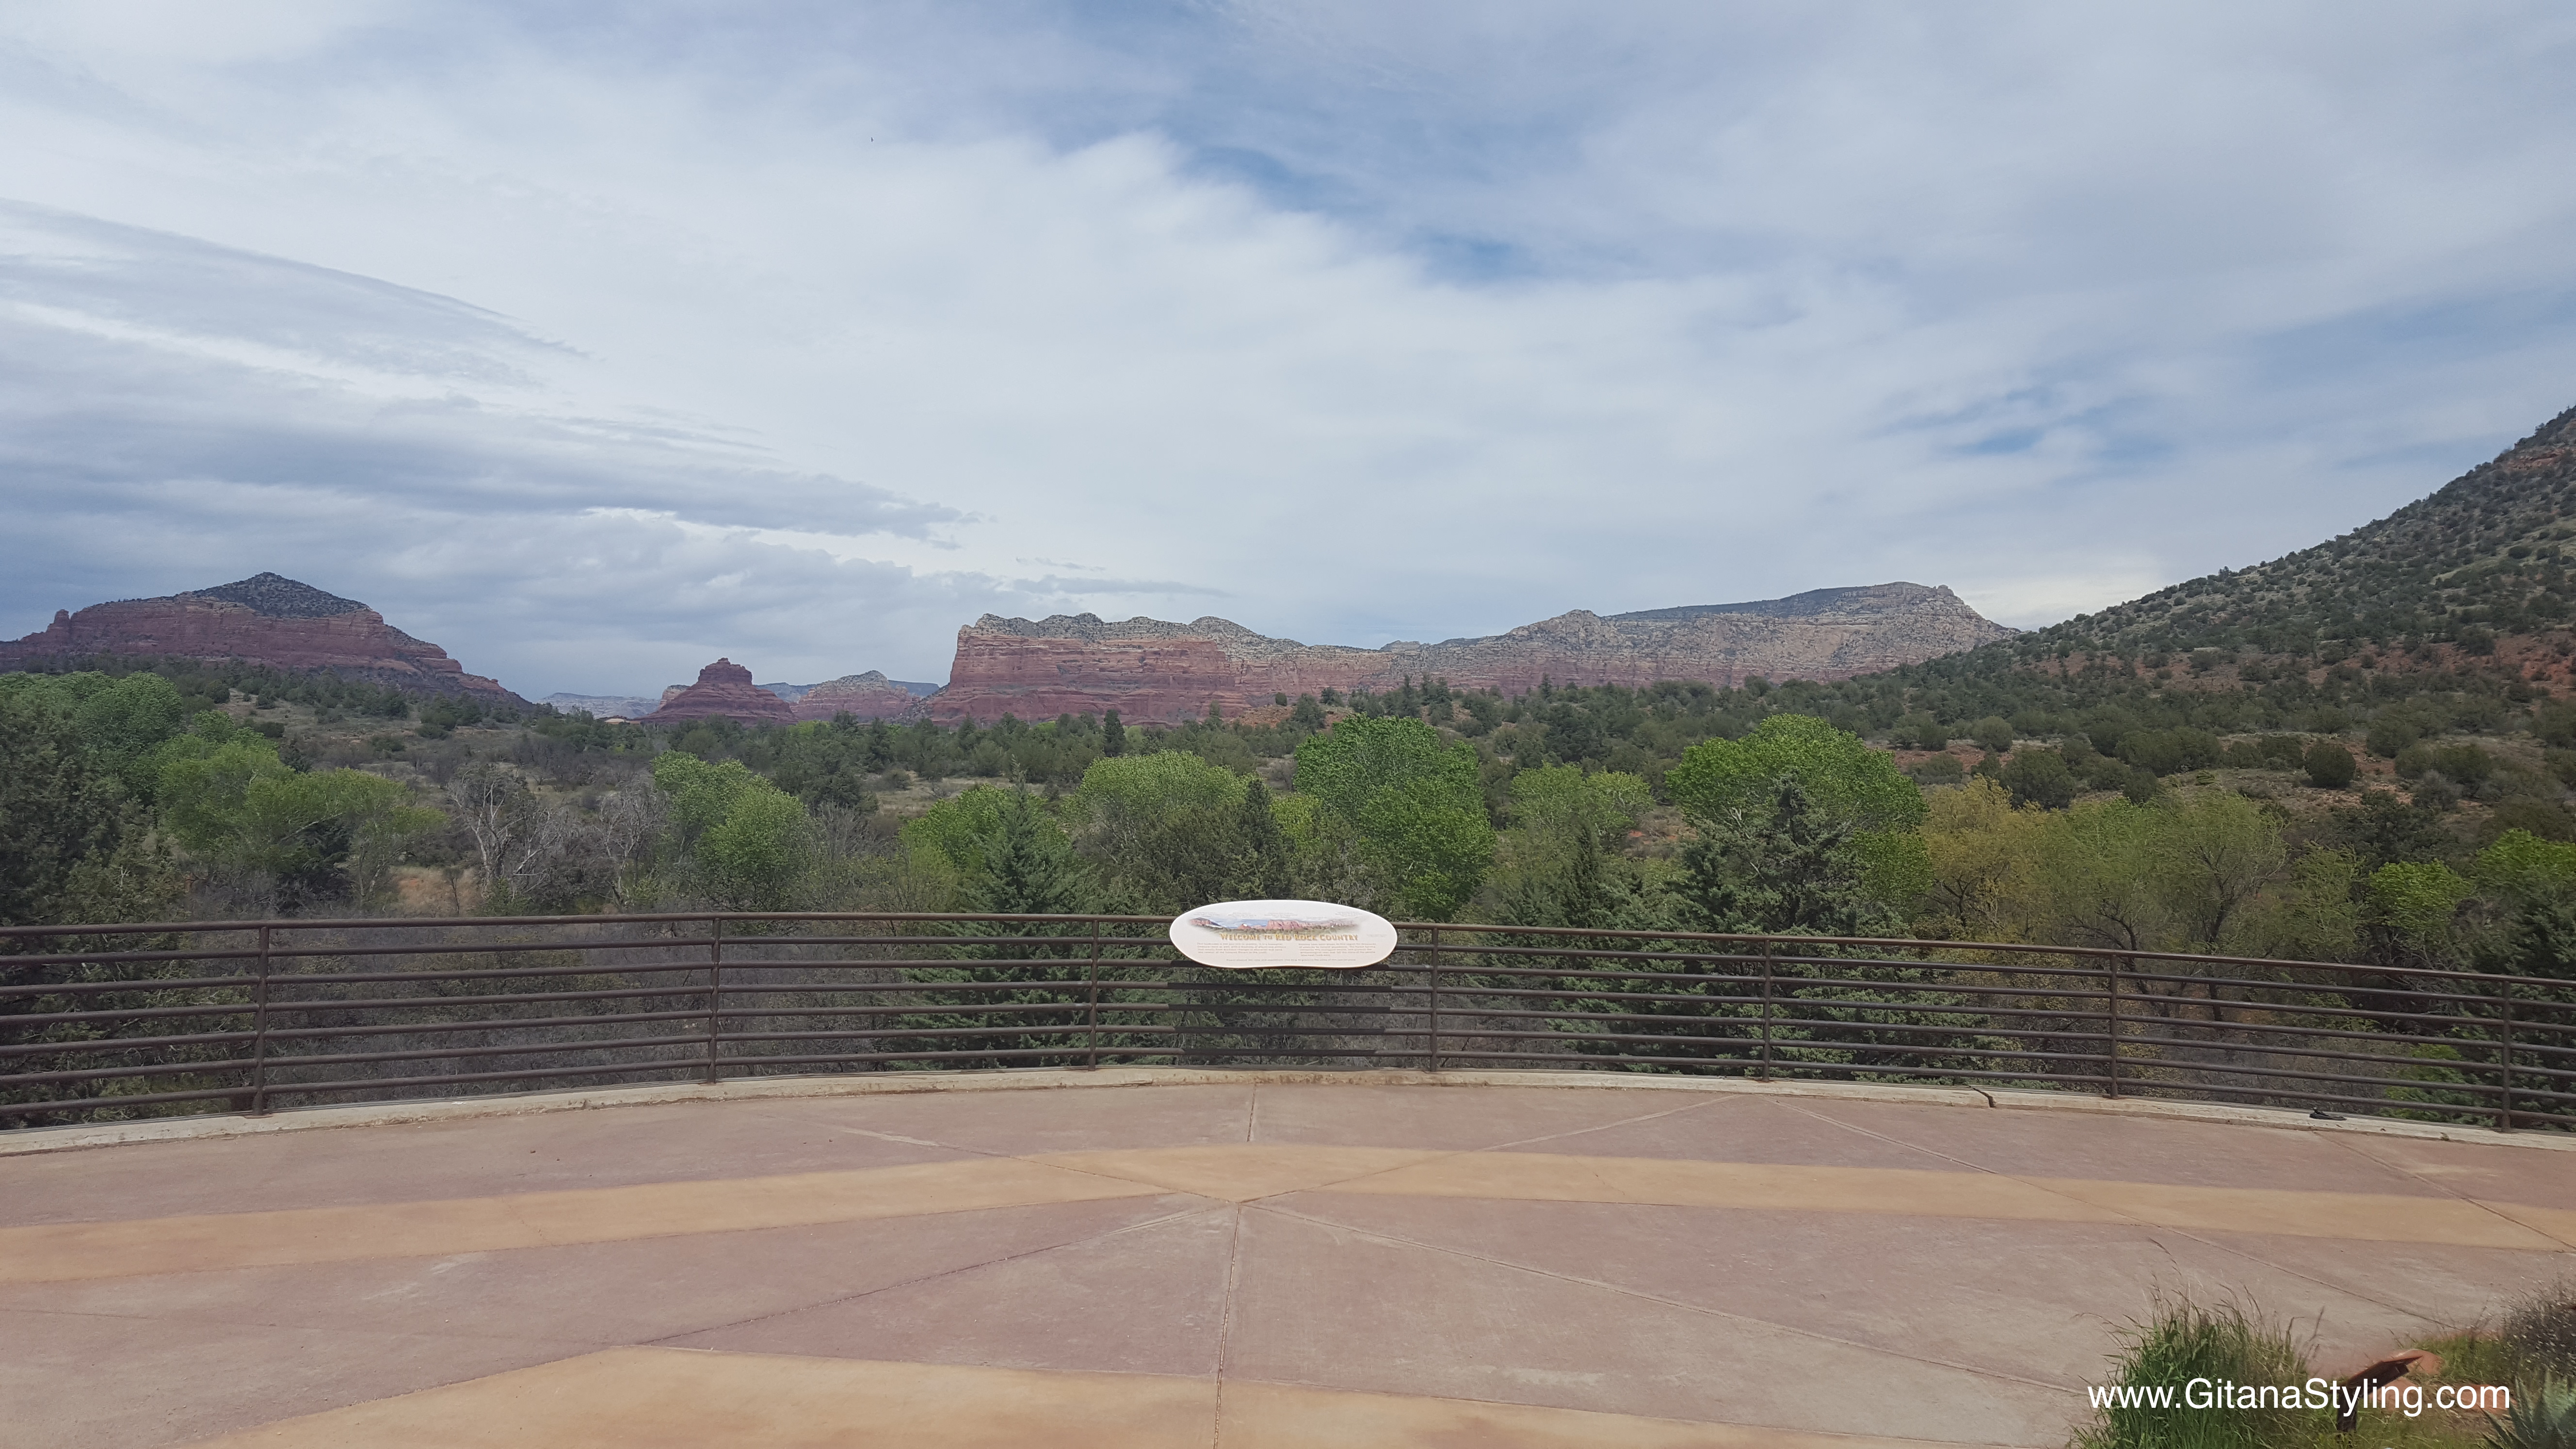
1250, 1200, 2074, 1394
1777, 1102, 2447, 1326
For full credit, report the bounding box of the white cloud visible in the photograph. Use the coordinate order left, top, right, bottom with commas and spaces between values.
1, 3, 2573, 694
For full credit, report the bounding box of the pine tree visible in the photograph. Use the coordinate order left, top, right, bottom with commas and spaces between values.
1232, 778, 1293, 900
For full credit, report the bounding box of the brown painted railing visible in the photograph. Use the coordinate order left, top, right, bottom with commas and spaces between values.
2, 913, 2569, 1132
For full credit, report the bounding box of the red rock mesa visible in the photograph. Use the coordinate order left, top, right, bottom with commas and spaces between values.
929, 583, 2013, 724
0, 573, 521, 702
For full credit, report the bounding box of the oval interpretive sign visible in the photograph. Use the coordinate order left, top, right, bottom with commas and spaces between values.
1167, 899, 1399, 970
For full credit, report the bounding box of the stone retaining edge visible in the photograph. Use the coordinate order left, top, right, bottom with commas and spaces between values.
4, 1067, 2566, 1157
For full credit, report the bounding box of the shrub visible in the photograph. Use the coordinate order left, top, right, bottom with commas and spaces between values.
2367, 717, 2421, 758
2304, 741, 2357, 789
2433, 743, 2497, 789
2504, 1278, 2576, 1383
2120, 728, 2221, 776
2489, 798, 2576, 843
2002, 748, 2077, 809
1970, 715, 2015, 754
2078, 753, 2135, 792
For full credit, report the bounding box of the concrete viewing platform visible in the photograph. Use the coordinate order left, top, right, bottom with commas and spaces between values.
3, 1070, 2571, 1448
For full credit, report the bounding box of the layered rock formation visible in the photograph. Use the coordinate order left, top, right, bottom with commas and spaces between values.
931, 583, 2013, 724
0, 573, 521, 702
640, 659, 796, 725
790, 671, 930, 722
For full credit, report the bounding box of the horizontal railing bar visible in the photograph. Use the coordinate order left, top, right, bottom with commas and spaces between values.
0, 935, 726, 971
2096, 1053, 2507, 1100
256, 1062, 711, 1098
0, 1030, 256, 1059
0, 1056, 258, 1088
0, 975, 262, 1000
2103, 1019, 2533, 1062
255, 1034, 712, 1071
0, 1085, 260, 1116
247, 984, 716, 1016
261, 1010, 716, 1046
0, 1001, 263, 1030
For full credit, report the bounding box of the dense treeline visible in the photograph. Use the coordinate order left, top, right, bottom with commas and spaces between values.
0, 671, 441, 922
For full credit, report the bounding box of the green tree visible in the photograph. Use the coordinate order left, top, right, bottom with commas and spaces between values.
1665, 714, 1930, 909
2365, 860, 2476, 965
1232, 778, 1294, 900
1101, 708, 1126, 757
2146, 792, 2310, 954
0, 688, 178, 925
1673, 773, 1896, 936
894, 789, 1103, 1065
1492, 765, 1652, 928
2000, 748, 2077, 810
159, 727, 439, 912
1970, 716, 2014, 754
652, 751, 812, 908
1294, 716, 1495, 919
2475, 828, 2576, 908
1065, 751, 1249, 913
957, 789, 1096, 917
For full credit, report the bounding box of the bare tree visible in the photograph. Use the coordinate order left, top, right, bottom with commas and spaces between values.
447, 762, 528, 897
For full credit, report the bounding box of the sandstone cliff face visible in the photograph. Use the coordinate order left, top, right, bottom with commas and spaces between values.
641, 659, 796, 725
790, 671, 928, 723
0, 573, 521, 702
930, 583, 2013, 724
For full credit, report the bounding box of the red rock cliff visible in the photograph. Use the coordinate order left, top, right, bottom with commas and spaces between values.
930, 583, 2014, 724
642, 659, 796, 725
0, 573, 521, 702
790, 672, 928, 723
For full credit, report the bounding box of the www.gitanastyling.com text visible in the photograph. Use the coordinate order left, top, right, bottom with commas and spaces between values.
2086, 1378, 2511, 1417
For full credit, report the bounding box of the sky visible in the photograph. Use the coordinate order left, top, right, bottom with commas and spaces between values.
4, 2, 2575, 696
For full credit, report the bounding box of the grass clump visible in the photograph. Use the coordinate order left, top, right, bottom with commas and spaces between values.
2503, 1280, 2576, 1385
2075, 1295, 2324, 1449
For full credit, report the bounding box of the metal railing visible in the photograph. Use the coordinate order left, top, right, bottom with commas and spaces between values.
2, 913, 2569, 1132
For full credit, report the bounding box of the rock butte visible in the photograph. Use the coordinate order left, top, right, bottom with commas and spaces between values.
641, 659, 796, 726
790, 670, 929, 723
0, 572, 521, 703
928, 582, 2014, 724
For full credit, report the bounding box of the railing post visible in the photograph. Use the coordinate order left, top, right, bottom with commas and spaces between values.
705, 916, 723, 1086
2497, 987, 2514, 1133
1427, 927, 1442, 1073
249, 925, 273, 1116
1758, 939, 1774, 1080
2104, 955, 2121, 1099
1086, 919, 1101, 1070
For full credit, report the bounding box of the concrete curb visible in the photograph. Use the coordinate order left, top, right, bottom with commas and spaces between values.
4, 1066, 2567, 1158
